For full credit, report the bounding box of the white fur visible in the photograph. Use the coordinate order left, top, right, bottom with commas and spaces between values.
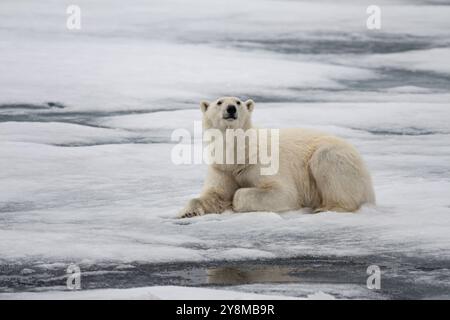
178, 97, 375, 218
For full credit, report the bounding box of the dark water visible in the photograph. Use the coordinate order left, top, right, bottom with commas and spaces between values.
222, 33, 442, 55
1, 255, 449, 299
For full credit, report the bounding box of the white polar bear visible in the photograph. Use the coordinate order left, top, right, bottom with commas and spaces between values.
178, 97, 375, 218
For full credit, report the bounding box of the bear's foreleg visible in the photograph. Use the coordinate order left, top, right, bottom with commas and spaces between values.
232, 187, 298, 213
178, 168, 238, 218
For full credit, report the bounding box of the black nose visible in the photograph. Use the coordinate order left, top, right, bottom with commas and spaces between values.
227, 105, 237, 114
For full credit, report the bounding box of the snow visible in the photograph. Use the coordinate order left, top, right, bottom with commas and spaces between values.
0, 122, 136, 146
225, 283, 375, 300
359, 48, 450, 75
0, 285, 304, 300
0, 0, 449, 299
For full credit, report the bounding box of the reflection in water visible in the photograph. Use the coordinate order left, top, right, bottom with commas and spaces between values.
207, 266, 299, 285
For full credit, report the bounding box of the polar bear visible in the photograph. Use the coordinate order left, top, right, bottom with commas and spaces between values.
178, 97, 375, 218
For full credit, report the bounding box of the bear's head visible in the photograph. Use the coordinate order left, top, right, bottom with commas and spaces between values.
200, 97, 254, 131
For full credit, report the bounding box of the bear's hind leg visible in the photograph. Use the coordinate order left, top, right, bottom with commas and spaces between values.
309, 144, 375, 213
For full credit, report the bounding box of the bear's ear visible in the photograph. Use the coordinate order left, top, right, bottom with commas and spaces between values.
200, 101, 210, 113
245, 99, 254, 112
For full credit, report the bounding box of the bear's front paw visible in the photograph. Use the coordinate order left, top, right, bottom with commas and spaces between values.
177, 199, 205, 219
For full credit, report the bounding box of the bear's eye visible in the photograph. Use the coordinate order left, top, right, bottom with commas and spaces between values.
217, 101, 222, 106
236, 101, 241, 105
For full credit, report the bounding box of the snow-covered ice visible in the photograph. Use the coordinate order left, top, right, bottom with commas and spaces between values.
0, 0, 449, 299
0, 285, 337, 300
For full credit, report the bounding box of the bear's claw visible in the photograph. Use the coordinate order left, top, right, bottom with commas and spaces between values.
178, 210, 201, 219
177, 201, 205, 218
